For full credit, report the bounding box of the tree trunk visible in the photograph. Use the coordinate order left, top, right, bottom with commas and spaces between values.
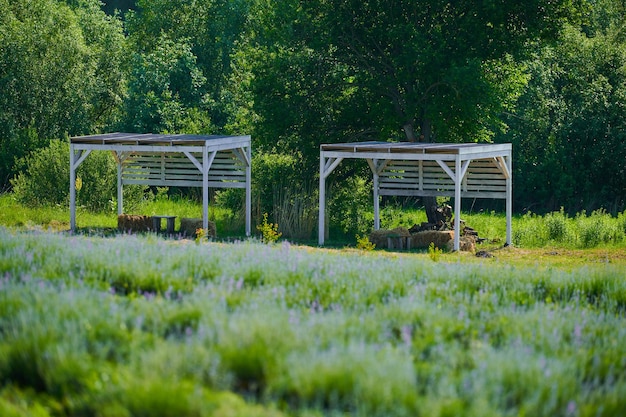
419, 117, 438, 224
402, 122, 417, 142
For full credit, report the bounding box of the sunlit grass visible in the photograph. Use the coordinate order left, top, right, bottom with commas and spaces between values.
0, 193, 245, 236
1, 193, 625, 250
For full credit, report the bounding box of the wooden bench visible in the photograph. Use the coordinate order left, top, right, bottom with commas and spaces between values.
152, 215, 176, 233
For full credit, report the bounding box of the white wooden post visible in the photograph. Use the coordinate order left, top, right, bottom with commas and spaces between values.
116, 153, 123, 216
506, 153, 513, 246
318, 151, 326, 245
373, 158, 380, 230
69, 146, 91, 231
245, 144, 252, 237
453, 156, 462, 251
318, 153, 344, 245
202, 146, 209, 232
70, 143, 77, 231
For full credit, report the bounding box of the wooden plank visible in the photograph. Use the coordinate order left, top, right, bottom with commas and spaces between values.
379, 188, 507, 199
122, 179, 247, 188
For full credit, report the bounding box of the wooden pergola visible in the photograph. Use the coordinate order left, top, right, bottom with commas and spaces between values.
319, 142, 512, 250
70, 132, 252, 235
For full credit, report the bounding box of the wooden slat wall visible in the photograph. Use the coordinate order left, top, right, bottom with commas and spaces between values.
379, 159, 507, 199
465, 159, 507, 195
121, 150, 246, 188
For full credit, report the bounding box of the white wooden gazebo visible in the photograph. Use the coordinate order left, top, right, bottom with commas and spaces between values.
318, 141, 512, 250
70, 132, 251, 235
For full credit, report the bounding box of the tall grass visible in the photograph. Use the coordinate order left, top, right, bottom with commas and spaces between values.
0, 193, 245, 236
1, 193, 625, 248
1, 228, 625, 416
513, 208, 626, 248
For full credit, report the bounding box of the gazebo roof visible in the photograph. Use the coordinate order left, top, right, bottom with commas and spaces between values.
320, 141, 511, 156
70, 132, 249, 147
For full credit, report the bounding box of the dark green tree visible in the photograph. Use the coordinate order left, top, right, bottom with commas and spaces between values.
101, 0, 136, 16
503, 4, 626, 213
121, 34, 212, 133
0, 0, 126, 189
248, 0, 585, 222
122, 0, 255, 133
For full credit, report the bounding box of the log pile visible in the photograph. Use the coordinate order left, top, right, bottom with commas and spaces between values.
409, 204, 453, 233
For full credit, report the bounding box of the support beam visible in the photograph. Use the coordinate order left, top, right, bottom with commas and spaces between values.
245, 145, 252, 236
183, 151, 203, 171
318, 153, 327, 245
111, 151, 128, 216
366, 158, 390, 230
494, 156, 511, 179
69, 146, 91, 231
323, 157, 343, 179
453, 156, 462, 251
373, 165, 380, 230
202, 150, 217, 232
70, 144, 77, 231
505, 154, 513, 246
117, 155, 123, 215
436, 160, 456, 181
319, 153, 345, 245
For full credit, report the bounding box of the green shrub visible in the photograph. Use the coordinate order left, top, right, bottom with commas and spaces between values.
617, 211, 626, 245
328, 175, 373, 238
576, 209, 620, 248
11, 139, 71, 208
544, 208, 569, 243
513, 211, 548, 247
355, 234, 376, 251
428, 242, 442, 261
216, 152, 317, 239
257, 213, 282, 244
11, 139, 147, 212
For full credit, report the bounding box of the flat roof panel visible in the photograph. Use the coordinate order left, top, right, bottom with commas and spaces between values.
70, 133, 250, 148
321, 141, 510, 156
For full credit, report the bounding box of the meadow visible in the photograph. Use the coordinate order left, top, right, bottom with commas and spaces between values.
1, 195, 626, 416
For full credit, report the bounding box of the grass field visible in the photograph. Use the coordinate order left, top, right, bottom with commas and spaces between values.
1, 195, 625, 416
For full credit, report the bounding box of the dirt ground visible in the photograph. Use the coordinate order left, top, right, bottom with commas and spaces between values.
467, 245, 626, 269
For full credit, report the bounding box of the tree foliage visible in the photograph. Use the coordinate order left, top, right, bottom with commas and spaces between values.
2, 0, 626, 216
246, 0, 589, 222
0, 0, 125, 189
121, 34, 212, 133
504, 12, 626, 213
250, 0, 584, 153
121, 0, 255, 133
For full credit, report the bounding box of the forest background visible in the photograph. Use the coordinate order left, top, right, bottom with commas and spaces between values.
1, 0, 625, 240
